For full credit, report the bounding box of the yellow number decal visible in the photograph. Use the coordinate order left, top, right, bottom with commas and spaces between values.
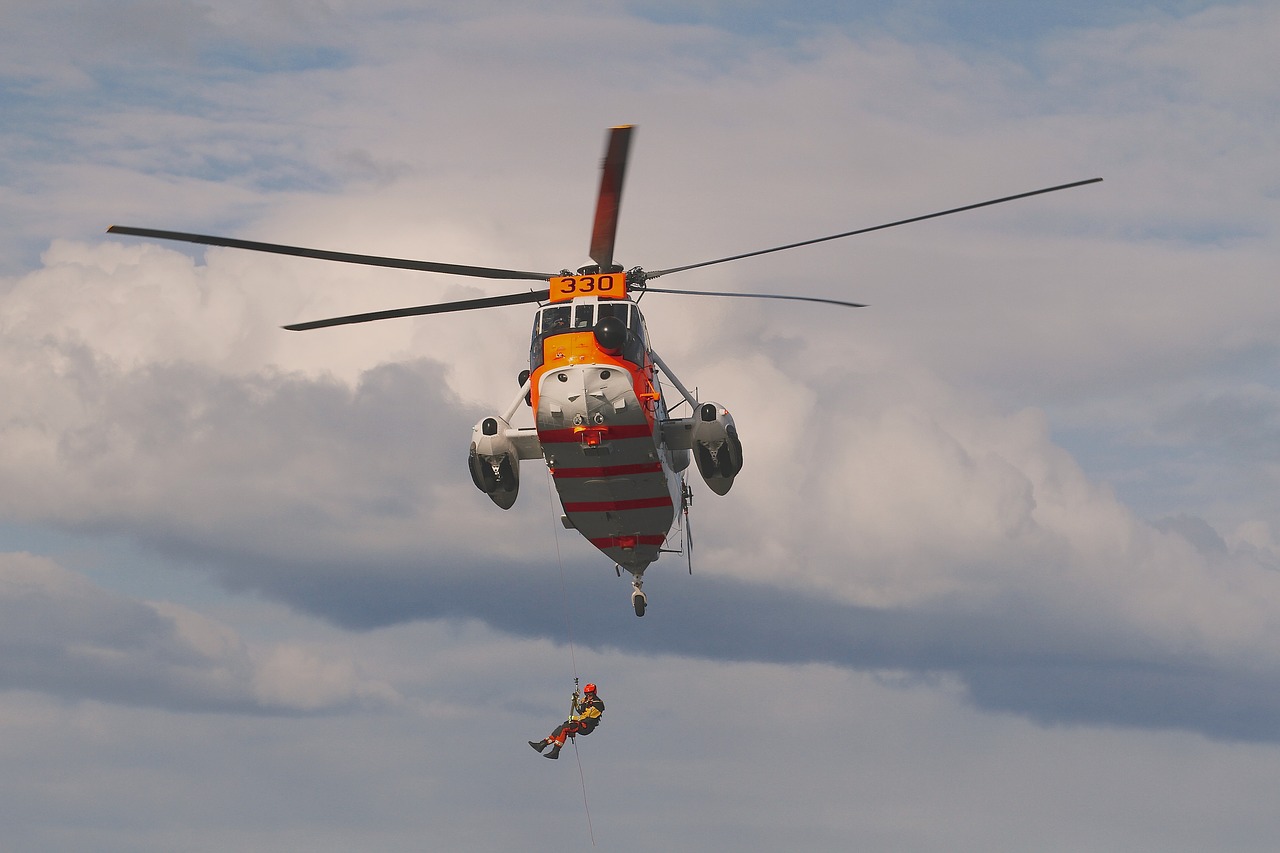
549, 274, 627, 302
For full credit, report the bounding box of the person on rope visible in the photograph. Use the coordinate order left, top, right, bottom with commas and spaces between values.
529, 683, 605, 760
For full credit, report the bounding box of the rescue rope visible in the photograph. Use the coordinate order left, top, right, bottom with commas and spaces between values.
571, 736, 596, 846
544, 469, 596, 847
544, 469, 579, 684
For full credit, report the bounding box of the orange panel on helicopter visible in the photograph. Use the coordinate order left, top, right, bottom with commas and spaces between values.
548, 273, 628, 302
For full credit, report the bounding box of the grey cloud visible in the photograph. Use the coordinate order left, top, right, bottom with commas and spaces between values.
1153, 514, 1229, 554
0, 553, 396, 713
0, 341, 483, 563
5, 3, 1280, 850
143, 523, 1280, 743
6, 291, 1279, 743
3, 0, 1279, 759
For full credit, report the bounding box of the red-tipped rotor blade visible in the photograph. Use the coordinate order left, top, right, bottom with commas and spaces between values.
588, 125, 634, 269
282, 289, 550, 331
645, 177, 1103, 279
107, 226, 555, 281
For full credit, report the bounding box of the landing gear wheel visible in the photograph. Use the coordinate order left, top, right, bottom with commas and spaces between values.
630, 579, 647, 618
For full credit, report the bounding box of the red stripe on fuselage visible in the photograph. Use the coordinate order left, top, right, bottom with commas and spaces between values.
552, 462, 665, 479
588, 534, 667, 548
562, 496, 674, 514
538, 423, 655, 444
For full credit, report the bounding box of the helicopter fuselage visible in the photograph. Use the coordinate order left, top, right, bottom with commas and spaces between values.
466, 288, 744, 612
529, 296, 684, 575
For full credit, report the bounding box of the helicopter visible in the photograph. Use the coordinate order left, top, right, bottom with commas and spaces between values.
108, 125, 1100, 616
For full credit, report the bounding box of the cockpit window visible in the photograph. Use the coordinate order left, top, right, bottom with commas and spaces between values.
530, 301, 648, 370
628, 305, 646, 346
540, 306, 571, 336
530, 305, 570, 371
597, 302, 629, 326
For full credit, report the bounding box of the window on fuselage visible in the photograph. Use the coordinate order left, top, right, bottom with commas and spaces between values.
529, 313, 541, 368
541, 306, 571, 337
530, 306, 571, 370
627, 304, 647, 348
529, 301, 649, 369
603, 301, 646, 364
636, 313, 648, 346
596, 302, 628, 327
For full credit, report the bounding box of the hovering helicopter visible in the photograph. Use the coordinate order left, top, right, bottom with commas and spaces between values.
108, 125, 1100, 616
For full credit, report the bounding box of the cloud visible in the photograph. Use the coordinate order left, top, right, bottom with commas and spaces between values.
2, 0, 1280, 748
2, 167, 1279, 745
0, 552, 397, 713
7, 3, 1280, 849
6, 306, 1270, 741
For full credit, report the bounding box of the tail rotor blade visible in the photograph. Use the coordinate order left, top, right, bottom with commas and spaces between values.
588, 125, 634, 269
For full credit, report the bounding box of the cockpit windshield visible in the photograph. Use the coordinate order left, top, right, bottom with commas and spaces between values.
539, 306, 571, 337
596, 302, 628, 325
529, 300, 648, 369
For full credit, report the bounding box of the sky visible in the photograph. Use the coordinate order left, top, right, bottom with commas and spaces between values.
2, 0, 1279, 850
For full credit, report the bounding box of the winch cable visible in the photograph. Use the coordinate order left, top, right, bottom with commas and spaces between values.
544, 469, 596, 846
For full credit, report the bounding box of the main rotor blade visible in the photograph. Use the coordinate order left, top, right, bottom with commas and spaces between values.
643, 286, 865, 309
107, 225, 555, 281
588, 125, 634, 269
283, 289, 550, 331
645, 177, 1103, 279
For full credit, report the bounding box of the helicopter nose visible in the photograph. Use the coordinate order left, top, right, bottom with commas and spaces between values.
564, 370, 586, 403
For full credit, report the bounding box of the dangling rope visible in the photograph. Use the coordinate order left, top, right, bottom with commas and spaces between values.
545, 469, 579, 683
571, 735, 596, 846
544, 469, 596, 847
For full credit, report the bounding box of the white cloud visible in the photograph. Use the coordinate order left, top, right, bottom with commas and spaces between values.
1, 0, 1277, 731
4, 0, 1280, 848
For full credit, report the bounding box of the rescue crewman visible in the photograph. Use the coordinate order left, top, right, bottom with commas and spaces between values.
529, 683, 604, 760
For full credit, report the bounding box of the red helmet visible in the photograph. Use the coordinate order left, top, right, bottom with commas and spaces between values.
583, 683, 597, 694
